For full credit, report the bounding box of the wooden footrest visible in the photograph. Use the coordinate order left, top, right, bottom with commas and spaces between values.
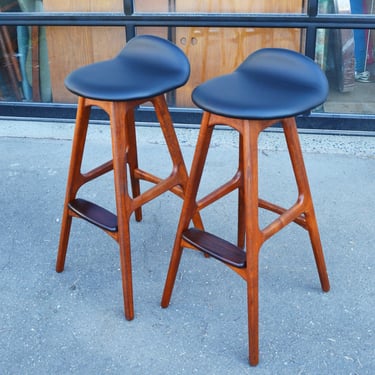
68, 198, 118, 232
182, 228, 246, 268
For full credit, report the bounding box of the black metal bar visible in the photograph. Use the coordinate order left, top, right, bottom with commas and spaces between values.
123, 0, 134, 16
305, 0, 318, 58
305, 25, 317, 58
1, 13, 375, 29
307, 0, 319, 17
1, 102, 374, 133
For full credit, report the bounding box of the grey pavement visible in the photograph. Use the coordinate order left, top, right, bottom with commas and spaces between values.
0, 119, 374, 374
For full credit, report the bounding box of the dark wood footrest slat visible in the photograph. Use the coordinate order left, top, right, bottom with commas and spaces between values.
182, 228, 246, 268
68, 198, 118, 232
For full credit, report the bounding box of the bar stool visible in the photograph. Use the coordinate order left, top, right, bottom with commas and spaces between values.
56, 35, 202, 321
161, 48, 330, 365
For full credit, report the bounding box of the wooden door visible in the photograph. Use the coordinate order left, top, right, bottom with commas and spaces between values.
175, 0, 305, 106
44, 0, 125, 102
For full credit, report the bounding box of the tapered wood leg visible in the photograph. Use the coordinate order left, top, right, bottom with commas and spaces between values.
153, 95, 186, 179
56, 212, 73, 273
125, 107, 142, 222
247, 253, 260, 366
56, 97, 91, 272
237, 133, 245, 248
153, 95, 204, 230
304, 210, 330, 292
110, 102, 135, 320
282, 118, 330, 292
242, 122, 263, 366
161, 112, 214, 307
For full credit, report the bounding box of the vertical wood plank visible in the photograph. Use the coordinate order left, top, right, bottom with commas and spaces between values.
43, 0, 125, 102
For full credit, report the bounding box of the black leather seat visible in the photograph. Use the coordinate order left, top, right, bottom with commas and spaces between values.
162, 48, 330, 366
192, 48, 328, 119
56, 35, 202, 321
65, 34, 190, 101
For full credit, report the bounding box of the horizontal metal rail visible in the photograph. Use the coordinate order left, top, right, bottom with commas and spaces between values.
0, 12, 374, 29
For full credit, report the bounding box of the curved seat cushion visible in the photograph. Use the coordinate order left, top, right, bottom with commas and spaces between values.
65, 35, 190, 101
192, 48, 329, 120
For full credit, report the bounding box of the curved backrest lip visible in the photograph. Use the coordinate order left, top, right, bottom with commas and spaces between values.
192, 48, 329, 120
64, 35, 190, 102
237, 47, 329, 98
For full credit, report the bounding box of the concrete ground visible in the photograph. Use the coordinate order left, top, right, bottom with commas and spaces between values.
0, 119, 374, 374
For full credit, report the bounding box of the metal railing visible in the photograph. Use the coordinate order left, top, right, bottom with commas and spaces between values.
0, 0, 375, 132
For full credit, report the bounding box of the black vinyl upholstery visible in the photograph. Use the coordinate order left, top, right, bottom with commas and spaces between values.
192, 48, 329, 120
65, 35, 190, 101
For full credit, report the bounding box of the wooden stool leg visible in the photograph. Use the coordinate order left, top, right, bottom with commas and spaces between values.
110, 102, 135, 320
153, 95, 204, 230
237, 133, 246, 248
153, 95, 185, 174
124, 107, 142, 222
56, 97, 91, 272
242, 121, 263, 366
161, 112, 214, 308
282, 118, 330, 292
305, 209, 330, 292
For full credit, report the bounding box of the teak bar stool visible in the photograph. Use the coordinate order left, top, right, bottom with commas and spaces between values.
161, 48, 330, 365
56, 35, 202, 321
